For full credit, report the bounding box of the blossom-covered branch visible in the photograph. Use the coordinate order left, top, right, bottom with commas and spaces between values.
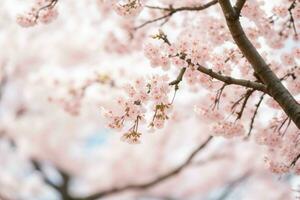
17, 0, 59, 27
149, 30, 268, 93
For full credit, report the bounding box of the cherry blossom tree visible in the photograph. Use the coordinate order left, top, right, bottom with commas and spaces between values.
0, 0, 299, 199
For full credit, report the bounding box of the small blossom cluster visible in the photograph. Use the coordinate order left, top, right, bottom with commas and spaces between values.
112, 0, 145, 17
103, 75, 172, 143
48, 85, 84, 116
17, 0, 58, 27
265, 97, 281, 109
241, 1, 265, 24
194, 105, 224, 123
144, 29, 213, 71
211, 121, 245, 138
265, 160, 289, 174
238, 0, 300, 48
49, 73, 113, 116
255, 116, 300, 175
255, 130, 282, 147
144, 42, 171, 70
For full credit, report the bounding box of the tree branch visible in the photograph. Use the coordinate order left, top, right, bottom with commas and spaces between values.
169, 67, 186, 86
73, 136, 213, 200
218, 0, 300, 129
247, 93, 265, 137
233, 0, 246, 15
216, 170, 252, 200
195, 63, 267, 92
152, 31, 266, 93
0, 64, 7, 103
32, 160, 73, 200
235, 89, 255, 120
135, 0, 218, 29
34, 0, 58, 22
213, 83, 228, 109
287, 0, 298, 37
31, 160, 60, 191
146, 0, 218, 12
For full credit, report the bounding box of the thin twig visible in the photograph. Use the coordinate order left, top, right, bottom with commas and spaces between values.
216, 170, 252, 200
213, 83, 227, 110
135, 0, 218, 29
247, 93, 265, 137
235, 89, 255, 120
34, 0, 58, 22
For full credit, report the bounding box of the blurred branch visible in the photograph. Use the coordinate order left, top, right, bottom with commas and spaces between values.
192, 153, 230, 166
0, 64, 7, 103
135, 0, 218, 29
32, 160, 73, 200
73, 136, 213, 200
0, 193, 13, 200
216, 170, 252, 200
32, 160, 60, 190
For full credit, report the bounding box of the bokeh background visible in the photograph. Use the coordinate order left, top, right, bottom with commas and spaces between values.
0, 0, 299, 200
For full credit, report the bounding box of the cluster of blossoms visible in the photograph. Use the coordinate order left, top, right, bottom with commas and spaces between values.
103, 75, 172, 143
17, 0, 58, 27
211, 121, 245, 138
49, 73, 113, 116
143, 34, 251, 139
15, 0, 300, 179
255, 116, 300, 174
112, 0, 145, 17
195, 104, 246, 139
143, 29, 236, 83
242, 0, 300, 45
194, 105, 224, 123
144, 42, 172, 71
159, 0, 213, 8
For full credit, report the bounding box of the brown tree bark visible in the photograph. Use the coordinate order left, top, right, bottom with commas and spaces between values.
218, 0, 300, 129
